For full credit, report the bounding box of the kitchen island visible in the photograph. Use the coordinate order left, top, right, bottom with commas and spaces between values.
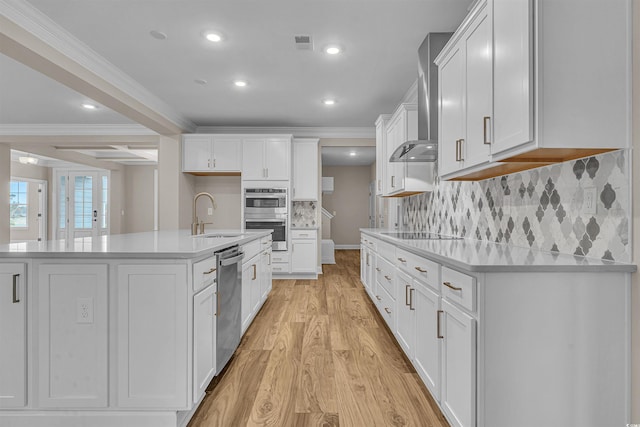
361, 229, 635, 427
0, 229, 273, 427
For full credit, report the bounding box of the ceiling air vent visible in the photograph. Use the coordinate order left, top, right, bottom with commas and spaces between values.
294, 35, 313, 50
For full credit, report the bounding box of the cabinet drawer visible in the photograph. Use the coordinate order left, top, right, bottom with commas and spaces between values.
377, 240, 395, 261
375, 255, 395, 300
366, 236, 378, 251
271, 263, 290, 274
396, 248, 441, 291
377, 283, 395, 330
271, 252, 289, 263
261, 236, 273, 248
193, 256, 217, 292
243, 239, 261, 261
291, 229, 316, 239
441, 266, 476, 312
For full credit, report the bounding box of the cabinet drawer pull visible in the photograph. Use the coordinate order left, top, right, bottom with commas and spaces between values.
391, 175, 395, 188
443, 281, 462, 291
483, 116, 491, 145
405, 284, 411, 306
376, 267, 381, 272
459, 139, 464, 161
414, 266, 427, 273
384, 275, 391, 281
384, 308, 391, 314
409, 288, 415, 311
252, 264, 257, 280
397, 257, 407, 263
12, 274, 20, 303
437, 310, 444, 338
376, 295, 382, 301
204, 267, 216, 275
455, 139, 460, 161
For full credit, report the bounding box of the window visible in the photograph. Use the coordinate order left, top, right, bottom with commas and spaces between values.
74, 175, 93, 229
101, 175, 108, 229
9, 181, 28, 228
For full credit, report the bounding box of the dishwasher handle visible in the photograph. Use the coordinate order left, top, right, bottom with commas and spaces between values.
219, 252, 244, 266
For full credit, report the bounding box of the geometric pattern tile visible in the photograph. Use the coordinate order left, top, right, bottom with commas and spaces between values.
291, 201, 318, 228
401, 150, 631, 262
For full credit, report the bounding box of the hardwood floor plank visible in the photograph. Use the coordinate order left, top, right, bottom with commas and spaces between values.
292, 412, 340, 427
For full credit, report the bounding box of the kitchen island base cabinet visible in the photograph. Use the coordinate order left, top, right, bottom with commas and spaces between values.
193, 285, 216, 404
0, 263, 27, 408
117, 264, 188, 409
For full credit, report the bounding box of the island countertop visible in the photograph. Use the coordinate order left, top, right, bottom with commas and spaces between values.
360, 228, 636, 273
0, 229, 272, 259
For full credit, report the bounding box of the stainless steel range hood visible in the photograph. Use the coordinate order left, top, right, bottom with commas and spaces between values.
390, 33, 451, 163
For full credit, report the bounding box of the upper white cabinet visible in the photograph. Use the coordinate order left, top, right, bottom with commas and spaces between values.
242, 137, 291, 181
292, 138, 319, 201
375, 115, 391, 196
183, 135, 241, 174
0, 264, 26, 408
436, 0, 631, 181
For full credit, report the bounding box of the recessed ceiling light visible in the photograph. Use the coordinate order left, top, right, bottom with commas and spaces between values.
82, 103, 97, 110
149, 30, 167, 40
234, 80, 248, 87
204, 31, 224, 42
322, 99, 336, 106
194, 78, 208, 85
324, 45, 342, 55
18, 154, 38, 165
349, 152, 356, 156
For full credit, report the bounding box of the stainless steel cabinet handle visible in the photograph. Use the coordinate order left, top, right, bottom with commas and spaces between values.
213, 158, 217, 168
376, 295, 382, 301
375, 267, 381, 272
415, 266, 427, 273
409, 288, 415, 311
459, 139, 464, 161
455, 140, 460, 161
483, 116, 491, 145
12, 274, 19, 303
443, 281, 462, 291
437, 310, 444, 338
384, 275, 391, 281
252, 264, 257, 280
204, 267, 216, 275
405, 284, 410, 306
384, 307, 391, 314
397, 257, 407, 263
391, 175, 395, 188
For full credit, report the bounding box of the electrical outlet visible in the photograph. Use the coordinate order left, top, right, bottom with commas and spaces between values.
77, 297, 94, 324
584, 187, 597, 215
208, 208, 213, 215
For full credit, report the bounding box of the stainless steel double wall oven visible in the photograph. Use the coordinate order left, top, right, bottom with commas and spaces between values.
244, 188, 287, 251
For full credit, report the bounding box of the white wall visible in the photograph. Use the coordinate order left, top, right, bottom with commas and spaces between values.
631, 1, 639, 420
0, 145, 11, 244
123, 165, 156, 233
193, 176, 242, 230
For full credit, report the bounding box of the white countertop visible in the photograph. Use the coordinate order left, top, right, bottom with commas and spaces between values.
360, 229, 636, 273
0, 229, 271, 259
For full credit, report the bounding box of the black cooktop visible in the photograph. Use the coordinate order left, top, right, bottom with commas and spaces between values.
380, 232, 461, 240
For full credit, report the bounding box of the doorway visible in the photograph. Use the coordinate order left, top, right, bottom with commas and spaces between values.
9, 177, 47, 243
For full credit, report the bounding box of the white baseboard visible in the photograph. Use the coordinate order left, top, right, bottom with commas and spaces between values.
335, 245, 360, 250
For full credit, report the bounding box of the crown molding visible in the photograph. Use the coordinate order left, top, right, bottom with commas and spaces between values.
194, 126, 375, 139
0, 0, 196, 133
0, 124, 158, 136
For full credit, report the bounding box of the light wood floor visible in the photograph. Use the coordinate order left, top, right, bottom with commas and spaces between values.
188, 250, 449, 427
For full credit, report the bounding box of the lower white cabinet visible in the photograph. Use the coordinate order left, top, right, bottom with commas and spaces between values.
261, 250, 272, 299
291, 230, 317, 274
193, 284, 216, 403
395, 271, 415, 359
116, 264, 188, 409
440, 299, 476, 427
413, 282, 442, 401
0, 263, 26, 408
241, 246, 271, 335
37, 264, 109, 408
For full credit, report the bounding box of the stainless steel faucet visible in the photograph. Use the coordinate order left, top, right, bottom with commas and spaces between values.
192, 192, 215, 235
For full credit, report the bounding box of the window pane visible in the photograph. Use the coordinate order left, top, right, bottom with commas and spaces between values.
101, 175, 108, 229
9, 180, 28, 228
59, 176, 66, 229
74, 176, 93, 230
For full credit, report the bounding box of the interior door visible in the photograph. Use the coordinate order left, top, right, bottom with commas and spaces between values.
69, 172, 99, 239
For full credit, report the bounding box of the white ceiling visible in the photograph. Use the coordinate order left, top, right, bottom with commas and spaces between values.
322, 146, 376, 167
0, 0, 472, 129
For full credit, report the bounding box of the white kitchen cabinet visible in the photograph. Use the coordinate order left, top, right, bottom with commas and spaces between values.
292, 138, 319, 201
413, 281, 442, 401
36, 264, 109, 408
395, 270, 415, 359
116, 264, 188, 409
242, 137, 291, 181
375, 115, 391, 196
241, 253, 264, 333
0, 264, 26, 408
261, 249, 272, 300
183, 134, 241, 173
438, 0, 491, 178
193, 284, 216, 404
440, 299, 476, 427
291, 229, 317, 274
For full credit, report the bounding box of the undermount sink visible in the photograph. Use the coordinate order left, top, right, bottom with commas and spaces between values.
198, 233, 243, 239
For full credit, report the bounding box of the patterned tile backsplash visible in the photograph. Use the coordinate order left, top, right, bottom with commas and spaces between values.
400, 150, 631, 262
291, 201, 318, 228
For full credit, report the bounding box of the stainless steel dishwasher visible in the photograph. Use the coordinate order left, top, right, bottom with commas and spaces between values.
215, 245, 244, 372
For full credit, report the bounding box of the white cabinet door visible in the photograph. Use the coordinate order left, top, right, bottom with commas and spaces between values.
193, 285, 216, 403
183, 135, 212, 171
291, 239, 317, 273
385, 115, 404, 193
292, 140, 318, 200
241, 257, 261, 333
441, 299, 476, 427
264, 138, 290, 180
261, 250, 272, 300
492, 0, 533, 154
212, 137, 241, 172
242, 138, 266, 180
375, 115, 390, 196
37, 264, 108, 408
439, 45, 465, 177
395, 272, 415, 359
464, 2, 492, 168
414, 283, 441, 401
117, 264, 188, 409
0, 264, 26, 408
